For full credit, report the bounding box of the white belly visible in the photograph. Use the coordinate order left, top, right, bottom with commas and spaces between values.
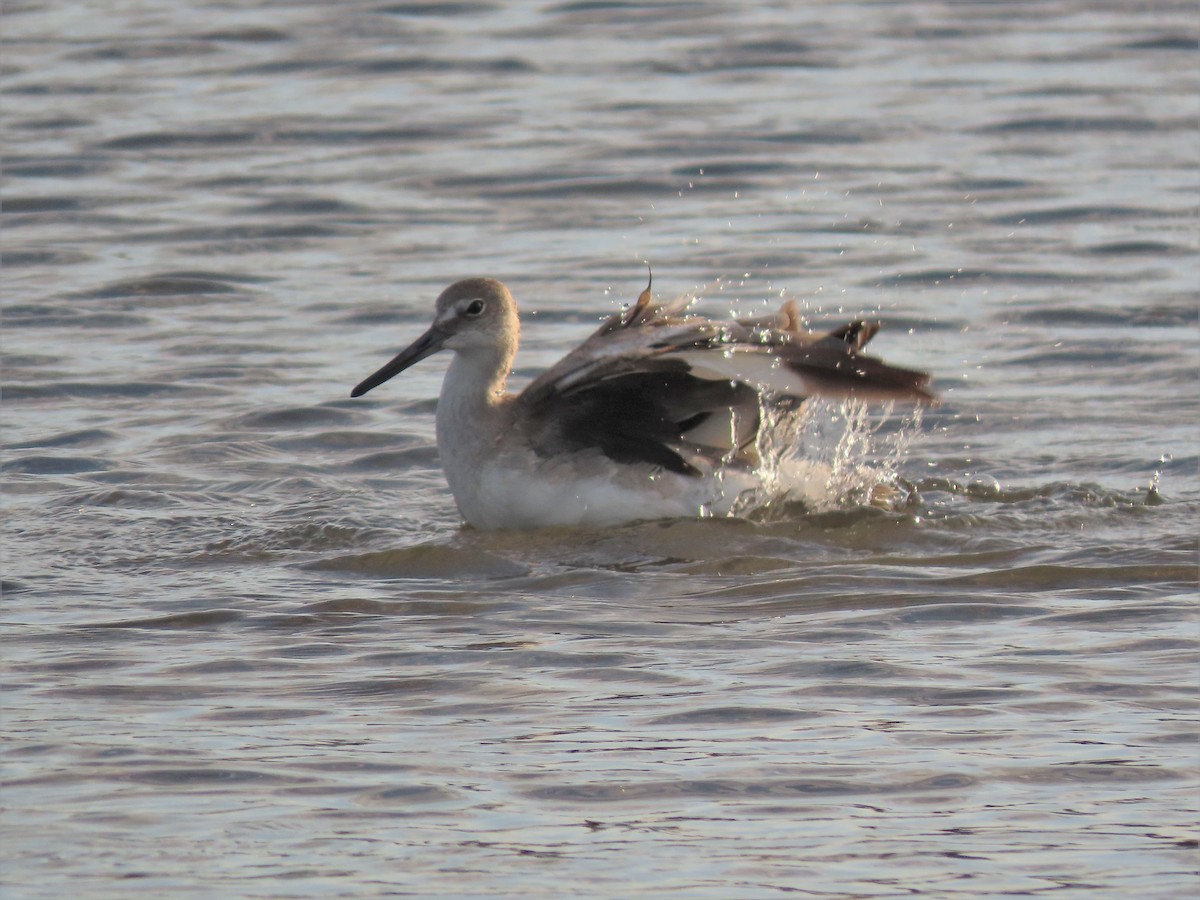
446, 448, 757, 531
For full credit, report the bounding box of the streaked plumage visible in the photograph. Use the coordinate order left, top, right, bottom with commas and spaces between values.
351, 276, 934, 529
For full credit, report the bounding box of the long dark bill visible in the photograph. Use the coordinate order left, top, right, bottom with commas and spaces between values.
350, 326, 447, 398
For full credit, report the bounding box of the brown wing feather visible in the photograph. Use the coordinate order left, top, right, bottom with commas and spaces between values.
516, 292, 934, 474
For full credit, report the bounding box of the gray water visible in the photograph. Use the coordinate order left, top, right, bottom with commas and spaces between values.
3, 1, 1198, 897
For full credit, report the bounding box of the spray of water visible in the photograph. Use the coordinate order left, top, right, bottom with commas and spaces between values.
733, 396, 925, 520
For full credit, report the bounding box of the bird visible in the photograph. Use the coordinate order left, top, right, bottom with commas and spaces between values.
350, 275, 935, 530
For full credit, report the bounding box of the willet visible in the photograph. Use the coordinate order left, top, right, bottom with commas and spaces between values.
351, 276, 935, 530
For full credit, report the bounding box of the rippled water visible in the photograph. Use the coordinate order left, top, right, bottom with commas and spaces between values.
3, 1, 1198, 896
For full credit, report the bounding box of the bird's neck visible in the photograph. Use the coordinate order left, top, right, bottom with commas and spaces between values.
435, 347, 512, 466
442, 344, 511, 407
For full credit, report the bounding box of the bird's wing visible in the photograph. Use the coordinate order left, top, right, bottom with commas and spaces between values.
514, 291, 934, 476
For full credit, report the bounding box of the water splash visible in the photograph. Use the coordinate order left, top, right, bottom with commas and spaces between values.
1146, 452, 1171, 506
736, 397, 925, 519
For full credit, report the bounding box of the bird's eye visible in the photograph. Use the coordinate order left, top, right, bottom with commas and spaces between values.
464, 299, 485, 317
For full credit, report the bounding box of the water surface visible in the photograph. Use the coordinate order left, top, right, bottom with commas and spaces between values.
3, 1, 1198, 897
